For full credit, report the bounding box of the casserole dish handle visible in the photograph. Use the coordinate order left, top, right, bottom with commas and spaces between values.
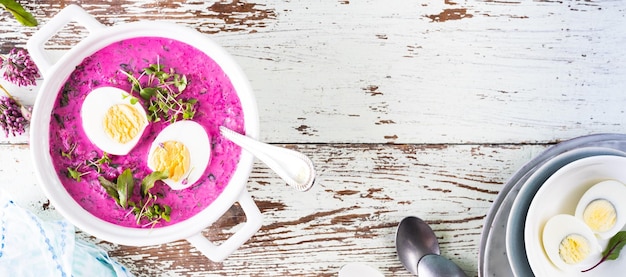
186, 190, 263, 262
27, 4, 104, 75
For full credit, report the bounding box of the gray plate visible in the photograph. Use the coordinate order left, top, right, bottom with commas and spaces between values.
478, 133, 626, 277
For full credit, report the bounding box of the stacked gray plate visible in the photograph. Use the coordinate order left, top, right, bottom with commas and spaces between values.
479, 133, 626, 277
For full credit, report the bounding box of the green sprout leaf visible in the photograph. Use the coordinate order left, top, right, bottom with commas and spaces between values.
141, 171, 168, 197
0, 0, 38, 27
145, 63, 162, 75
174, 74, 187, 92
98, 169, 135, 209
116, 169, 135, 209
121, 93, 139, 105
583, 231, 626, 272
605, 231, 626, 260
98, 176, 120, 204
67, 167, 86, 182
96, 152, 111, 165
140, 87, 157, 100
161, 205, 172, 222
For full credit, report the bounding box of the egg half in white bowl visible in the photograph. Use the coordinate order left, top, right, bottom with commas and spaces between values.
147, 120, 211, 190
542, 214, 602, 272
524, 155, 626, 276
575, 180, 626, 240
81, 86, 149, 155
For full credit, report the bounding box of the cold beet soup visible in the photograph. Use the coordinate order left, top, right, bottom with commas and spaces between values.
48, 37, 245, 228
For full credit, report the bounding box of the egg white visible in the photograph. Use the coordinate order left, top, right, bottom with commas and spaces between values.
147, 120, 211, 190
575, 180, 626, 239
81, 86, 148, 155
542, 214, 601, 272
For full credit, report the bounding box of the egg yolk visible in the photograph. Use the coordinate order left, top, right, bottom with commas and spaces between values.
558, 234, 591, 264
583, 199, 617, 233
149, 141, 190, 182
103, 104, 146, 144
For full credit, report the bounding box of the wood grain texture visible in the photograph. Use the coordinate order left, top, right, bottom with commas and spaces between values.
0, 143, 551, 276
2, 0, 625, 276
2, 0, 625, 144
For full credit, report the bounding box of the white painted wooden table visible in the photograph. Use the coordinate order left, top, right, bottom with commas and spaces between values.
1, 0, 626, 276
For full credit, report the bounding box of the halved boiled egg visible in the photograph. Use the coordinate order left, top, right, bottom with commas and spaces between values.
81, 87, 148, 155
575, 180, 626, 239
147, 120, 211, 190
542, 214, 602, 272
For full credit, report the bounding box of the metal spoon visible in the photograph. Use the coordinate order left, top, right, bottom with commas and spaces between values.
219, 126, 316, 191
418, 255, 467, 277
395, 216, 467, 277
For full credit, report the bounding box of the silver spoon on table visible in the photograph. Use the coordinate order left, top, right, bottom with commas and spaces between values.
220, 126, 316, 191
396, 216, 468, 277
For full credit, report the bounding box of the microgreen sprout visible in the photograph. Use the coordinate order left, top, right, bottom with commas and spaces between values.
131, 194, 172, 228
98, 169, 172, 227
60, 142, 89, 182
133, 171, 171, 227
67, 166, 88, 182
86, 152, 111, 173
96, 152, 111, 165
60, 141, 173, 227
61, 142, 77, 159
61, 144, 111, 176
120, 58, 197, 123
121, 92, 139, 105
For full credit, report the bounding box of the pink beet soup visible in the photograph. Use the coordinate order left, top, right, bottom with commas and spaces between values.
48, 37, 245, 228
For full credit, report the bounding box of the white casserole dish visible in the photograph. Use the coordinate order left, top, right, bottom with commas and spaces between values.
27, 4, 262, 262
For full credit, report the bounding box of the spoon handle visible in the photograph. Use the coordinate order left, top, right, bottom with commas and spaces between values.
219, 126, 316, 191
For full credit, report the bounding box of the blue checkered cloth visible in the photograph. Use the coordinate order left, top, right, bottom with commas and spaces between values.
0, 191, 134, 277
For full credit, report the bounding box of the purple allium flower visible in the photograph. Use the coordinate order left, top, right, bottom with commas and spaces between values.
0, 48, 40, 87
0, 96, 28, 137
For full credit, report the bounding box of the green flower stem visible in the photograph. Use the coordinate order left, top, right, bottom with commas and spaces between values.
0, 83, 15, 99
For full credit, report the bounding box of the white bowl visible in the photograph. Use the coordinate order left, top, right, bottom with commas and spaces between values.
506, 147, 626, 276
524, 155, 626, 276
27, 5, 262, 262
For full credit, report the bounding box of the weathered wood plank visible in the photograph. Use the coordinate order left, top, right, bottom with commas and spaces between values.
2, 1, 625, 274
2, 0, 625, 144
0, 143, 550, 276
